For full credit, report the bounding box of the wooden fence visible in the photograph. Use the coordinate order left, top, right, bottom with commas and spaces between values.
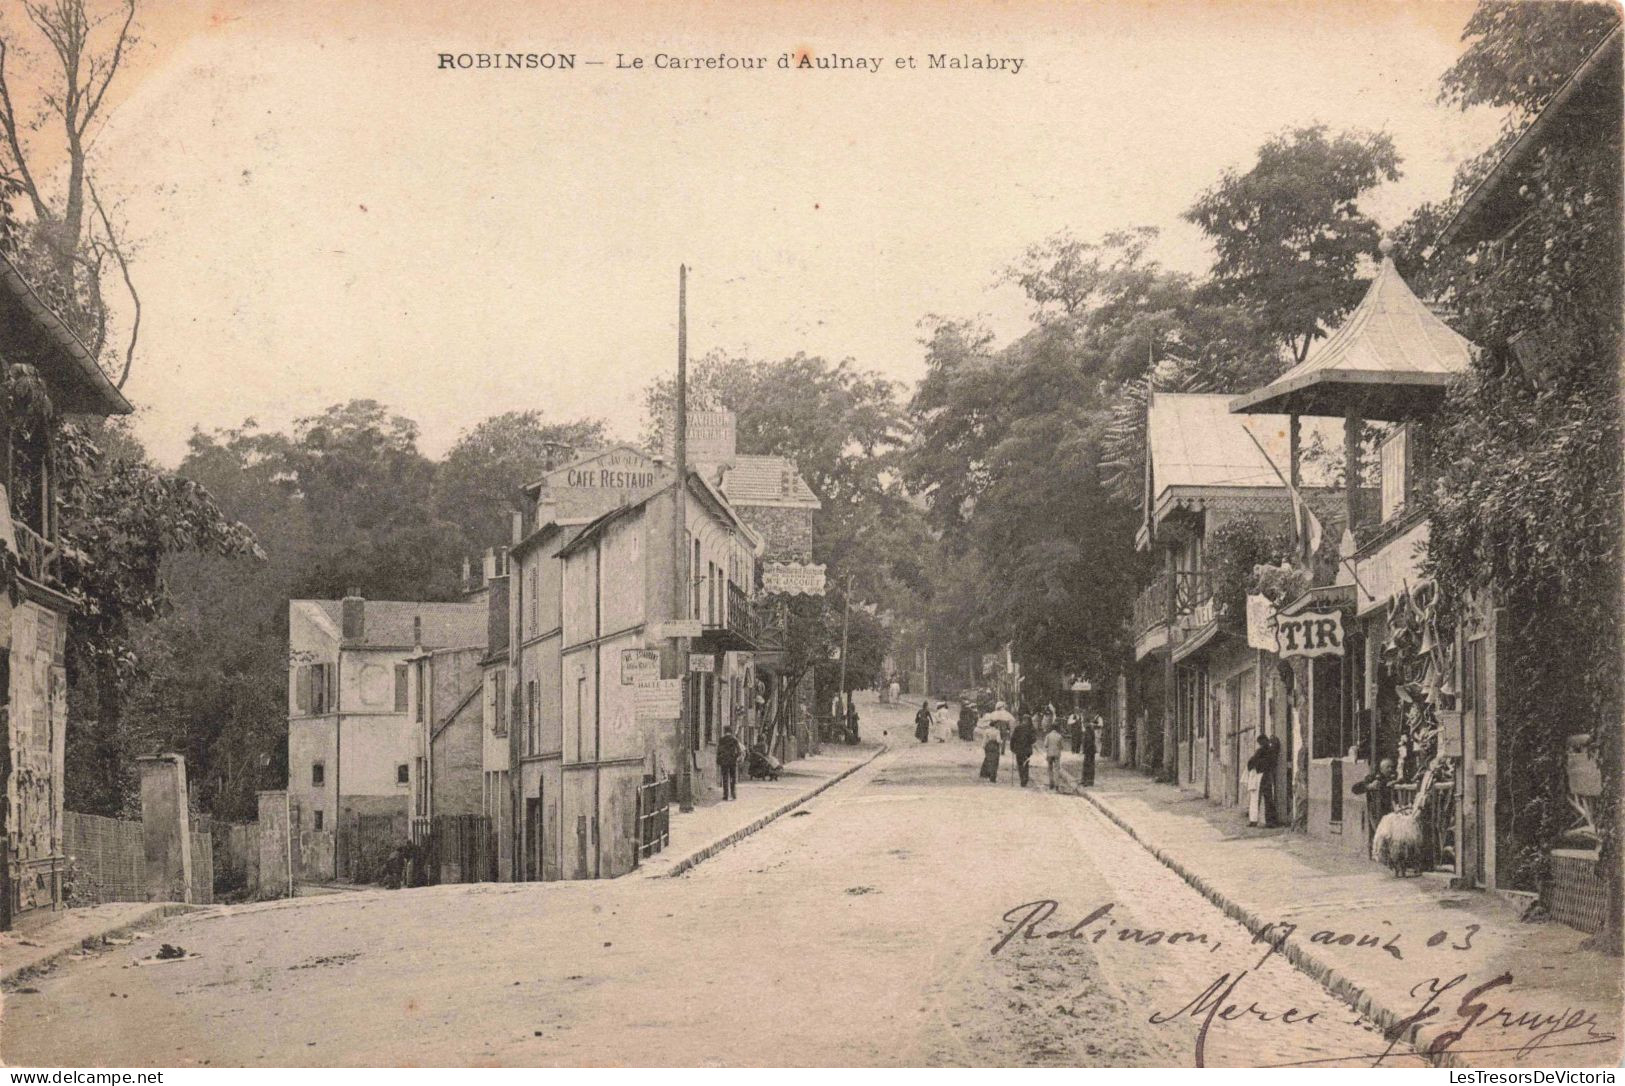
63, 810, 215, 906
410, 814, 495, 885
635, 776, 671, 863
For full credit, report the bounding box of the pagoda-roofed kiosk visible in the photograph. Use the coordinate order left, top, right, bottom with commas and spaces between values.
1229, 247, 1472, 578
1228, 250, 1478, 867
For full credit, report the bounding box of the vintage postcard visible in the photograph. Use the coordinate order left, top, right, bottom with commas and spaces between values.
0, 0, 1619, 1074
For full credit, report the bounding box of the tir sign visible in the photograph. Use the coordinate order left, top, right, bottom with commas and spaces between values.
1276, 610, 1345, 659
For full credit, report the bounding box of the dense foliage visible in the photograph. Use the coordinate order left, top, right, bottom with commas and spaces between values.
1406, 4, 1621, 928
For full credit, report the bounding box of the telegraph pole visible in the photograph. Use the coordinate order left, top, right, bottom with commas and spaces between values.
674, 265, 694, 812
837, 573, 853, 722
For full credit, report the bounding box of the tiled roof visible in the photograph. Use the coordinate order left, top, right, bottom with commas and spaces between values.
301, 599, 487, 649
1148, 393, 1341, 495
715, 455, 820, 509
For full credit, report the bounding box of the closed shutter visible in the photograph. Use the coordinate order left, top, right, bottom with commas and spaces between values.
394, 664, 408, 712
296, 665, 312, 713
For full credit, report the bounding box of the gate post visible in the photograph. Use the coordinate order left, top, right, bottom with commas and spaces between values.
138, 754, 192, 903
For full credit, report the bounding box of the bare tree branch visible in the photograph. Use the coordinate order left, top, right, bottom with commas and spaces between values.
88, 174, 137, 387
78, 0, 132, 135
0, 39, 49, 219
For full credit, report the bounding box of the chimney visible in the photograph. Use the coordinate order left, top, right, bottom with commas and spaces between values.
461, 556, 473, 592
341, 591, 364, 641
413, 614, 422, 650
512, 509, 525, 544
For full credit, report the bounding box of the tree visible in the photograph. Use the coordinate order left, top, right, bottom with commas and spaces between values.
56, 420, 261, 814
0, 0, 142, 384
1185, 125, 1402, 364
436, 410, 607, 551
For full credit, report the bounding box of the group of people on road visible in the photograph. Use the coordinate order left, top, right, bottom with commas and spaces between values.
913, 700, 956, 744
968, 701, 1101, 792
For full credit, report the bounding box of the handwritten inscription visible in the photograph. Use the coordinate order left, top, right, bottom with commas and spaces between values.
993, 899, 1615, 1068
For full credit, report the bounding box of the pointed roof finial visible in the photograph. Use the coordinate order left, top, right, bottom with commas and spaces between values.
1378, 235, 1394, 258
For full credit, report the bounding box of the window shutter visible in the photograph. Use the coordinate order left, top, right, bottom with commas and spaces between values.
296, 665, 312, 713
394, 664, 409, 713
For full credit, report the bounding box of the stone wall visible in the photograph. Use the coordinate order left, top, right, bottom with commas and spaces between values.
736, 505, 813, 563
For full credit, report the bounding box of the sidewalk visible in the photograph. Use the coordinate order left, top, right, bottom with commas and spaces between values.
1073, 763, 1623, 1068
639, 742, 885, 879
0, 901, 199, 986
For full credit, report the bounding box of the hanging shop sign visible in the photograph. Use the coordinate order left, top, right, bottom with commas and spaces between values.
620, 648, 660, 685
687, 653, 716, 673
1275, 610, 1344, 659
762, 562, 827, 596
650, 619, 704, 640
1245, 595, 1277, 651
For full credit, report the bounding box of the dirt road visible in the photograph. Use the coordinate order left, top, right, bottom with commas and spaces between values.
4, 707, 1421, 1067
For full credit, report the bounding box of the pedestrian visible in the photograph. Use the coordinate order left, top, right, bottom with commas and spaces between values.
717, 726, 742, 801
1352, 758, 1399, 851
1043, 720, 1066, 791
933, 701, 952, 743
1081, 716, 1097, 787
914, 700, 932, 744
978, 719, 1001, 782
1261, 735, 1282, 826
1245, 734, 1272, 826
845, 695, 859, 745
1067, 711, 1083, 754
1010, 713, 1037, 787
889, 678, 901, 706
958, 702, 977, 741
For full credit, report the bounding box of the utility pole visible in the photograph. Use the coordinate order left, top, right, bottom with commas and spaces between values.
837, 573, 853, 719
673, 265, 694, 812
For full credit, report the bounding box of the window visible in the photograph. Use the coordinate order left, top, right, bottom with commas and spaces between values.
575, 675, 587, 760
492, 670, 508, 736
394, 665, 409, 712
527, 567, 539, 637
691, 535, 702, 619
313, 810, 324, 831
527, 679, 539, 756
311, 762, 324, 787
414, 661, 425, 723
296, 662, 338, 715
397, 763, 410, 785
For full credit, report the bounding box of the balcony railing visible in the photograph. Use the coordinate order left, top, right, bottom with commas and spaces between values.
1133, 576, 1170, 635
1133, 570, 1214, 636
12, 522, 56, 586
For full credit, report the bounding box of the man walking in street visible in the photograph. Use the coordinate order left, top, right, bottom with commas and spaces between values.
717, 726, 742, 801
1043, 719, 1067, 791
1010, 713, 1037, 787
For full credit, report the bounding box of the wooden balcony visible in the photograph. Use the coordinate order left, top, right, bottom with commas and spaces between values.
11, 521, 57, 586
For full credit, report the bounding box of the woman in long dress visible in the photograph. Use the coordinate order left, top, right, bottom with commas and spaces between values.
977, 719, 1001, 781
932, 702, 952, 743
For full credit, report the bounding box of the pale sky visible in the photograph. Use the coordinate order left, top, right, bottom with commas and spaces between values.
47, 0, 1505, 465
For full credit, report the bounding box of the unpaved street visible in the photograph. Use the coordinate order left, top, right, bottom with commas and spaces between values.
3, 708, 1423, 1067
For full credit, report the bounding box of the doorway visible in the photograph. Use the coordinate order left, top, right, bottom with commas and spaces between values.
524, 792, 543, 882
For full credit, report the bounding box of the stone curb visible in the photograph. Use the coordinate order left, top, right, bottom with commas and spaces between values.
2, 902, 200, 987
647, 745, 889, 879
1076, 785, 1467, 1069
